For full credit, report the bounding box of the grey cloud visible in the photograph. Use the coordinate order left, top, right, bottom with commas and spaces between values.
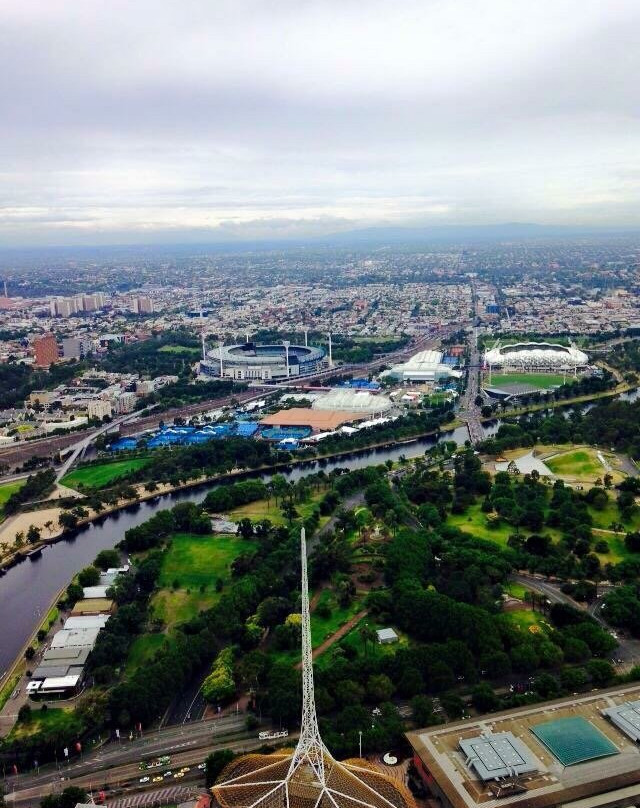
0, 0, 638, 245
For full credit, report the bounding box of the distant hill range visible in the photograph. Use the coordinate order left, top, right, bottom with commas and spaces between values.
318, 222, 640, 245
2, 222, 639, 259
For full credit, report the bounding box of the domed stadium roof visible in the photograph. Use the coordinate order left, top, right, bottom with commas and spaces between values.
484, 341, 588, 369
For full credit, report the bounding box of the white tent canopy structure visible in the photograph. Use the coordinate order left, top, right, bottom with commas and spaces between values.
483, 341, 588, 373
212, 529, 416, 808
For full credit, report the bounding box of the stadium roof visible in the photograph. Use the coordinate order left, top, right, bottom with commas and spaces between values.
484, 341, 588, 368
459, 732, 537, 781
260, 408, 367, 431
603, 700, 640, 742
312, 389, 392, 413
382, 349, 462, 382
531, 717, 618, 766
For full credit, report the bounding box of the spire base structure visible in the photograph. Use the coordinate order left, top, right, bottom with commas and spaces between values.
211, 528, 416, 808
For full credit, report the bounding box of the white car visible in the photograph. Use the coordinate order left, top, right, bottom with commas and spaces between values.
139, 776, 150, 784
198, 763, 206, 770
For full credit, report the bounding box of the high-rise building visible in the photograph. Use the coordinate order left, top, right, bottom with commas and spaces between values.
34, 333, 59, 367
131, 296, 153, 314
61, 337, 91, 359
82, 294, 98, 312
88, 400, 112, 420
50, 297, 77, 317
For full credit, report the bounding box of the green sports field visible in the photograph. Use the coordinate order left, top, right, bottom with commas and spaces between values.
61, 458, 150, 489
158, 344, 201, 355
488, 373, 568, 390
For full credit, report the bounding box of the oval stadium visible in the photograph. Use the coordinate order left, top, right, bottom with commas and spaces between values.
484, 341, 588, 372
200, 342, 326, 382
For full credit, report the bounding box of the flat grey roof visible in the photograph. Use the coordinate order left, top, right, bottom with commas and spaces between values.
42, 646, 91, 664
603, 700, 640, 742
50, 627, 100, 648
63, 614, 109, 630
459, 732, 538, 781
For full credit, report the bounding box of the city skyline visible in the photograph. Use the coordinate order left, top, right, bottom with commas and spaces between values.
1, 0, 639, 246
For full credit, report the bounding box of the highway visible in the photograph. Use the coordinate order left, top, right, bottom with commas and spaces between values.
5, 714, 287, 806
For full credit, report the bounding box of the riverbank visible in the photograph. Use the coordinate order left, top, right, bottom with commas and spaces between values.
0, 424, 451, 573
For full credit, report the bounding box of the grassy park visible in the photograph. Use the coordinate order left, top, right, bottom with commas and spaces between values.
448, 498, 632, 563
150, 532, 255, 631
9, 707, 83, 740
125, 634, 167, 673
61, 457, 150, 490
504, 609, 549, 634
228, 491, 328, 529
546, 448, 609, 481
0, 480, 25, 518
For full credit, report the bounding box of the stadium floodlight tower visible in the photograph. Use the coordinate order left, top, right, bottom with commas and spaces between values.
211, 528, 416, 808
283, 340, 291, 379
200, 310, 207, 362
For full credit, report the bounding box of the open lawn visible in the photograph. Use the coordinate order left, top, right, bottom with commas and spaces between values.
126, 634, 167, 673
588, 498, 640, 532
159, 532, 253, 589
504, 581, 529, 600
272, 589, 365, 665
151, 532, 254, 630
449, 502, 562, 548
228, 491, 328, 528
546, 448, 607, 481
316, 616, 408, 670
9, 707, 82, 739
62, 458, 150, 490
0, 480, 25, 515
489, 373, 567, 390
152, 589, 218, 631
503, 609, 549, 634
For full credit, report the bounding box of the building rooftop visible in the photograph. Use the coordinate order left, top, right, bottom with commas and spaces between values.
602, 699, 640, 742
459, 732, 538, 781
531, 717, 618, 767
260, 408, 367, 431
408, 684, 640, 808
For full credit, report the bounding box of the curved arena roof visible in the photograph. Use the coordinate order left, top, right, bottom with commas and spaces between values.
484, 341, 588, 369
210, 343, 325, 366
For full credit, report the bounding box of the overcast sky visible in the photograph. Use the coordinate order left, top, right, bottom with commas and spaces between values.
1, 0, 639, 246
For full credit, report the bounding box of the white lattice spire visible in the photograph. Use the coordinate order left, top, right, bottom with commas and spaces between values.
287, 527, 330, 783
211, 527, 416, 808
